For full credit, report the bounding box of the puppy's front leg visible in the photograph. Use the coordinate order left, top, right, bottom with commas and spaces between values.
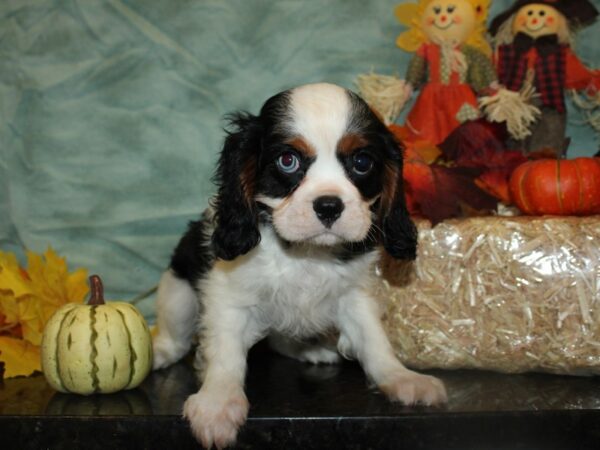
184, 304, 263, 449
337, 291, 447, 406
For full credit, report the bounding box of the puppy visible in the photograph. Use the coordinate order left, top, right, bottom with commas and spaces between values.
152, 83, 447, 448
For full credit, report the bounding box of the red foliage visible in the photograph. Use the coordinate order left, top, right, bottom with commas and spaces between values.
438, 120, 527, 205
391, 124, 499, 224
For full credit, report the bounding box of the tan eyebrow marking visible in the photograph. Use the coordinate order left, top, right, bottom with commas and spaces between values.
337, 133, 368, 155
285, 136, 316, 158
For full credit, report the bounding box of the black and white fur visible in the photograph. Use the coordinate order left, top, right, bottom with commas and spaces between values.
152, 83, 447, 449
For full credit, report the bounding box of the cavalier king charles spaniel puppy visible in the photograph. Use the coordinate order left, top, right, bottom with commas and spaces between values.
152, 83, 447, 448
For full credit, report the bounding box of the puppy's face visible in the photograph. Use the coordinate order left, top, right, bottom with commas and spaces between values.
254, 84, 388, 246
212, 83, 416, 260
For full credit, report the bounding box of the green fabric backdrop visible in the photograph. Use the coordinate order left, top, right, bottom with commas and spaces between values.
1, 0, 598, 319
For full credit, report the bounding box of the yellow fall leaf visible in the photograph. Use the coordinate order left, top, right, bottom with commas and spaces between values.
0, 253, 32, 298
26, 249, 88, 307
0, 336, 41, 378
413, 141, 443, 165
0, 248, 89, 378
16, 297, 44, 346
64, 268, 90, 308
0, 292, 19, 325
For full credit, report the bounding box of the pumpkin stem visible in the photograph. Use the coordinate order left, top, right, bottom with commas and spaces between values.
88, 275, 106, 306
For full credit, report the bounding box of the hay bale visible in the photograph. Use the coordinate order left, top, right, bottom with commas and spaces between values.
378, 216, 600, 375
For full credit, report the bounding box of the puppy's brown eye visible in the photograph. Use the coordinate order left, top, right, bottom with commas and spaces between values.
352, 152, 373, 176
276, 152, 300, 174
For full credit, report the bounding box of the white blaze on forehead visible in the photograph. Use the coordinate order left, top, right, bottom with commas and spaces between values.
288, 83, 351, 157
260, 83, 374, 245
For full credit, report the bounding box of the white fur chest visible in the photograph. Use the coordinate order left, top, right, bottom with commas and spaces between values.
207, 225, 376, 338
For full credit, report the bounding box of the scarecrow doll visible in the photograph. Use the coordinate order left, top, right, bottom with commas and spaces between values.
489, 0, 600, 157
393, 0, 498, 145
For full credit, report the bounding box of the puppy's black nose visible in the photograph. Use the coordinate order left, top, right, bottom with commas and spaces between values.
313, 196, 344, 228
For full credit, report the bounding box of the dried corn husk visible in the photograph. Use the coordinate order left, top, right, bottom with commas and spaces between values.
479, 86, 541, 140
377, 216, 600, 376
355, 72, 411, 125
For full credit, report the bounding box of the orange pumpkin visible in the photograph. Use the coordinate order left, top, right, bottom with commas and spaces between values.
509, 157, 600, 215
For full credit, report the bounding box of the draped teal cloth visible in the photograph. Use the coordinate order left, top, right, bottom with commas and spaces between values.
1, 0, 598, 319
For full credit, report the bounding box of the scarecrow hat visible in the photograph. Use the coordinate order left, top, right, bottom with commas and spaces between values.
489, 0, 599, 36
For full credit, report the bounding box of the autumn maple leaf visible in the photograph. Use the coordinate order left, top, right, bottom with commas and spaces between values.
0, 248, 88, 378
439, 120, 527, 204
404, 162, 498, 224
438, 119, 507, 165
0, 337, 40, 380
25, 250, 89, 325
390, 124, 498, 224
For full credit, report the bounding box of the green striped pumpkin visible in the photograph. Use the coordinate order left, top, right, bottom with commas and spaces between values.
41, 275, 153, 395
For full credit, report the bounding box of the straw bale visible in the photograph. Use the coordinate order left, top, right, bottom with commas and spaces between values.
377, 216, 600, 375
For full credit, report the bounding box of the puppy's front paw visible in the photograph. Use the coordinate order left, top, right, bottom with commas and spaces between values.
380, 371, 447, 406
183, 387, 249, 449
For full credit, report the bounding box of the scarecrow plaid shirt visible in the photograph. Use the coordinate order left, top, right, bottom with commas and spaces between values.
497, 41, 567, 113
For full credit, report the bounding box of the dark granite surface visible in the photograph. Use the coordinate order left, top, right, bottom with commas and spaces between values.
2, 344, 600, 449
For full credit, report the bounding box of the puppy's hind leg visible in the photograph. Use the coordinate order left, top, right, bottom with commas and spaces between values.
152, 270, 199, 370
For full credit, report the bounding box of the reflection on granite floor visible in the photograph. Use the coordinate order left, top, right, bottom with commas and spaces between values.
2, 343, 599, 418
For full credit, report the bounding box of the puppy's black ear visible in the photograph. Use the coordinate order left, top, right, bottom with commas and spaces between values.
379, 132, 418, 260
211, 113, 262, 260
